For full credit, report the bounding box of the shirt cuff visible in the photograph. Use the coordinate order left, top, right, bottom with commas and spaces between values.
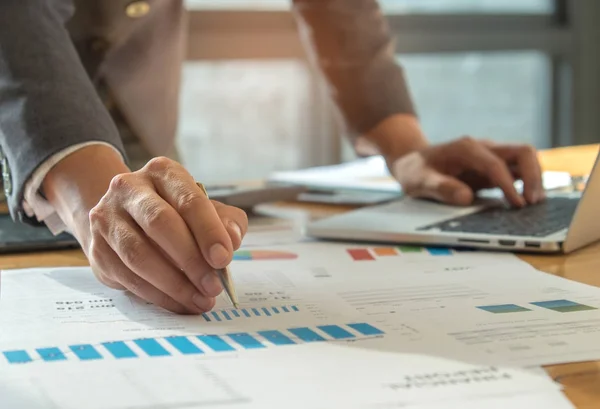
22, 142, 124, 235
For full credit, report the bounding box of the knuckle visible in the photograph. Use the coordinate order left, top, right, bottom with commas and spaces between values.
141, 201, 171, 230
89, 207, 109, 230
118, 234, 146, 268
177, 191, 205, 214
145, 156, 173, 173
109, 173, 134, 192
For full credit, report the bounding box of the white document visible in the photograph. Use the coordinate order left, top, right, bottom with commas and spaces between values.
4, 241, 600, 369
0, 241, 580, 409
406, 390, 574, 409
0, 343, 561, 409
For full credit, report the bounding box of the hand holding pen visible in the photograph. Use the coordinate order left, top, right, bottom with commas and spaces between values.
86, 156, 247, 314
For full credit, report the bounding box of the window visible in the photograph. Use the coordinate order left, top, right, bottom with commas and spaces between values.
178, 1, 590, 181
380, 0, 553, 14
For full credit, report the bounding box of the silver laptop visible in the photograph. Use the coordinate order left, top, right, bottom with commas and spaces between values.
306, 149, 600, 254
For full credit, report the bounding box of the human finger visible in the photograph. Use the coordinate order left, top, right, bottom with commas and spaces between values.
457, 138, 525, 207
88, 233, 195, 315
143, 158, 234, 269
491, 144, 544, 204
123, 189, 223, 298
91, 206, 216, 313
211, 200, 248, 250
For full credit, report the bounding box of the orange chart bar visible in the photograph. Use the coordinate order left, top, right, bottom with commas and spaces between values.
373, 248, 398, 257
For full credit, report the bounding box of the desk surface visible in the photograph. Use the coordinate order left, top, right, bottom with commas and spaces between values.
1, 144, 599, 408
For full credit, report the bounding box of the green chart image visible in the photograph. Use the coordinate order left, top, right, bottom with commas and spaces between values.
477, 304, 532, 314
531, 299, 598, 313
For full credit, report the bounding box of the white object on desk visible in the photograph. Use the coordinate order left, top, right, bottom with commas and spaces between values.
268, 155, 573, 195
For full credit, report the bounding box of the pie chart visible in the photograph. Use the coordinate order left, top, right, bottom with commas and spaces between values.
233, 250, 298, 261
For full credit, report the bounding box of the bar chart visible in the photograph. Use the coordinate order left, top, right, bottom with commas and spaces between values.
202, 305, 300, 322
2, 322, 385, 365
233, 250, 298, 261
347, 246, 453, 261
478, 300, 598, 314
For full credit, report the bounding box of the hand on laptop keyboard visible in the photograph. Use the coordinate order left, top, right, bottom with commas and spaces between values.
389, 137, 544, 208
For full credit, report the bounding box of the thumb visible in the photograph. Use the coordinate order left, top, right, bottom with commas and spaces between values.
419, 172, 474, 206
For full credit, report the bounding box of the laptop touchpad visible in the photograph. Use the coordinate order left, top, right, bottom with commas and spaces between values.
362, 198, 485, 230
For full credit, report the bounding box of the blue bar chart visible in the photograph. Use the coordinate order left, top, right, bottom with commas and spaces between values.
2, 322, 385, 365
202, 305, 300, 322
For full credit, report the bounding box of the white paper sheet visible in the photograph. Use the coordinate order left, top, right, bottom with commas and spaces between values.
2, 241, 592, 409
0, 343, 560, 409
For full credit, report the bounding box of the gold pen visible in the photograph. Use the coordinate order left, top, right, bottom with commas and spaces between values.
197, 182, 240, 309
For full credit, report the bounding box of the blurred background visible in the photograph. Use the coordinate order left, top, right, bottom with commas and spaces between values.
177, 0, 600, 183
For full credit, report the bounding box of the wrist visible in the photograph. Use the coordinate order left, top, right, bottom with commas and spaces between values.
42, 145, 130, 246
364, 114, 429, 163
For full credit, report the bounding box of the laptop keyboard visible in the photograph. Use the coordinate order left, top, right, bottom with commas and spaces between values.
417, 197, 579, 237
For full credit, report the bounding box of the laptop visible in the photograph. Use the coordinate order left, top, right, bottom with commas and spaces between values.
305, 149, 600, 254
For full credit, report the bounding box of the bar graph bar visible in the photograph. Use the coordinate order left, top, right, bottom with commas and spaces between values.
2, 322, 385, 365
227, 333, 265, 350
347, 249, 376, 261
70, 344, 102, 361
318, 325, 355, 340
197, 335, 235, 352
426, 247, 453, 256
134, 339, 170, 357
166, 336, 204, 355
37, 347, 66, 362
3, 350, 32, 364
258, 330, 296, 346
288, 327, 326, 343
477, 304, 532, 314
531, 299, 598, 313
347, 323, 385, 336
347, 246, 455, 261
374, 247, 398, 256
102, 341, 137, 359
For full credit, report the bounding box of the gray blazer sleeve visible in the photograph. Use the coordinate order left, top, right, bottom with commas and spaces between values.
0, 0, 125, 222
292, 0, 417, 138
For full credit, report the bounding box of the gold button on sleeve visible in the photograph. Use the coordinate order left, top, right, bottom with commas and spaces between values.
125, 1, 150, 18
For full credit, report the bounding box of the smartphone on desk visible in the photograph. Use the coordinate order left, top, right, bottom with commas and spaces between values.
0, 213, 79, 254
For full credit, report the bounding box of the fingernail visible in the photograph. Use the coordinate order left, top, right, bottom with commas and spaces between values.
201, 271, 223, 297
228, 221, 242, 242
192, 293, 214, 312
209, 243, 229, 267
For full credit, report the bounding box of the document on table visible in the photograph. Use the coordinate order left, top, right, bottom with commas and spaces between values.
0, 342, 562, 409
3, 241, 600, 368
0, 241, 590, 408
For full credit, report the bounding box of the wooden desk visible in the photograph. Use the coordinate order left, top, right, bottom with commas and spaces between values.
1, 144, 599, 407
